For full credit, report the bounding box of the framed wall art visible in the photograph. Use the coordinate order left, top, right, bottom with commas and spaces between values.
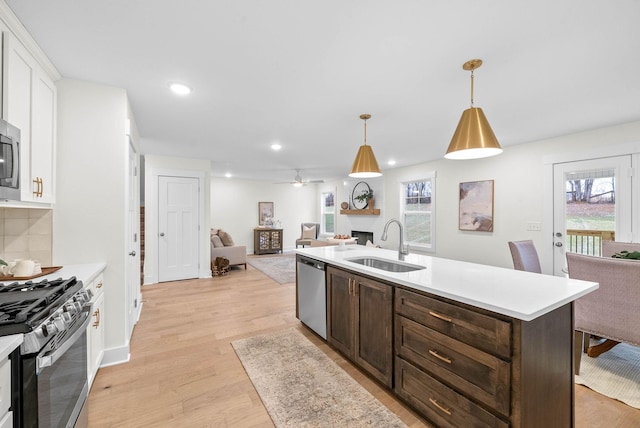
459, 180, 494, 232
258, 202, 274, 226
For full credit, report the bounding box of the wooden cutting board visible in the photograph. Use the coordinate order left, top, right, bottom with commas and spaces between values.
0, 266, 63, 281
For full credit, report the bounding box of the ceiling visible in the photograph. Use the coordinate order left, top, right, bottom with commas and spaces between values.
5, 0, 640, 184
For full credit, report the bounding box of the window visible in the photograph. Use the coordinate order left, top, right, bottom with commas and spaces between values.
401, 176, 434, 249
321, 191, 335, 234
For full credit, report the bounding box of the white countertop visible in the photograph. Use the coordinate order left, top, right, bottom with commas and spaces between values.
0, 263, 107, 287
295, 246, 598, 321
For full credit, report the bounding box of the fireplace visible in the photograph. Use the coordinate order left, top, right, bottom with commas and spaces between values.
351, 230, 374, 245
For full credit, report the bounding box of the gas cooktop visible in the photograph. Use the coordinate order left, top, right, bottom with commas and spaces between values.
0, 277, 83, 334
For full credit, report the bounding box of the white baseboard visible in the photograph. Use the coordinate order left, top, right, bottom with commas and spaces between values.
100, 344, 131, 368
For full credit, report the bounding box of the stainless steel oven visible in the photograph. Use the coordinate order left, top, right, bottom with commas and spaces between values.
18, 312, 90, 428
0, 277, 92, 428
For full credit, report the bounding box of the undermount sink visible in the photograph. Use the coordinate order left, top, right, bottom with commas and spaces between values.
345, 257, 425, 273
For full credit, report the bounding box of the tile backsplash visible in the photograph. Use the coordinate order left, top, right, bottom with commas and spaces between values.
0, 208, 52, 265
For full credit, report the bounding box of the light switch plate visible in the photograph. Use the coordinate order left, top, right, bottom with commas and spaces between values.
527, 221, 541, 231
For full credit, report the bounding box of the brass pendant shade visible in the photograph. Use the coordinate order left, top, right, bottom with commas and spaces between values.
445, 59, 503, 160
349, 114, 382, 178
445, 107, 502, 159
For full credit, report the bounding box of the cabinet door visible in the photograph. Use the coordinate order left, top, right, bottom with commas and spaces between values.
355, 277, 393, 387
88, 291, 105, 388
327, 267, 355, 358
3, 33, 34, 202
3, 32, 56, 203
30, 72, 56, 202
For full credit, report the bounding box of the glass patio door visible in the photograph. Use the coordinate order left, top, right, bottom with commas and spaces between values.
552, 156, 632, 276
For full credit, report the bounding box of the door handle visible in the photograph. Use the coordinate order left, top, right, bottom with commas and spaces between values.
555, 242, 563, 247
160, 232, 165, 237
129, 251, 136, 256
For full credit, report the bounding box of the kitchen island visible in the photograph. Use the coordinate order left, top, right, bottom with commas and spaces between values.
295, 246, 598, 428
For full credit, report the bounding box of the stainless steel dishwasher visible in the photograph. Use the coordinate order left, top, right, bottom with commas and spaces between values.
296, 255, 327, 339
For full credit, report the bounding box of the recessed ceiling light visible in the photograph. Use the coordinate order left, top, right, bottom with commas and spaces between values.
225, 173, 232, 178
271, 143, 282, 151
169, 83, 192, 95
387, 160, 397, 166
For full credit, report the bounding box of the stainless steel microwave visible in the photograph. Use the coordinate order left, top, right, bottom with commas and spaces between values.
0, 118, 20, 201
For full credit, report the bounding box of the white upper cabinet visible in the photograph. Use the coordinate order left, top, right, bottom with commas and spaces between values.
2, 31, 56, 204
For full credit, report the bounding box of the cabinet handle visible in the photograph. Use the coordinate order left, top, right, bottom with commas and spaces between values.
96, 281, 103, 289
32, 177, 43, 197
428, 398, 452, 416
429, 310, 452, 323
348, 278, 353, 295
92, 308, 101, 328
429, 349, 452, 364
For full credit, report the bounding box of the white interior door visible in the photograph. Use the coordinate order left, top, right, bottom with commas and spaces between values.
126, 143, 141, 336
158, 175, 200, 282
552, 155, 632, 275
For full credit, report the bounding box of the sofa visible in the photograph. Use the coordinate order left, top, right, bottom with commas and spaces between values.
210, 229, 247, 270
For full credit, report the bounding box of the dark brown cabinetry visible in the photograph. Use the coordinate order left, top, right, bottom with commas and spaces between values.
394, 287, 574, 427
253, 228, 283, 255
326, 266, 393, 387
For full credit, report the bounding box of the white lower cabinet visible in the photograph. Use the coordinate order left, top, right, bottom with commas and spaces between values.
0, 356, 11, 428
86, 272, 105, 388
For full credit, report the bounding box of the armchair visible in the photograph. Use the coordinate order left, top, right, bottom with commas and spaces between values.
566, 251, 640, 374
296, 222, 320, 248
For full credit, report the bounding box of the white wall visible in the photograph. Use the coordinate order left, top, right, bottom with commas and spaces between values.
54, 78, 138, 364
210, 178, 317, 252
144, 155, 211, 284
382, 120, 640, 273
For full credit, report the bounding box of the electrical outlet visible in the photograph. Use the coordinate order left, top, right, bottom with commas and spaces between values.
527, 221, 541, 231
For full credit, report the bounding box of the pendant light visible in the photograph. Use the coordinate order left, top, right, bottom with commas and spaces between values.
349, 114, 382, 178
445, 59, 502, 160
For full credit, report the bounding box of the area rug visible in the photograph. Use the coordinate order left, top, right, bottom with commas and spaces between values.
232, 328, 407, 428
247, 253, 296, 284
575, 342, 640, 409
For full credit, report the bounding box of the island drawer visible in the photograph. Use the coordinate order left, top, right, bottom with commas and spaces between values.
395, 357, 509, 428
395, 288, 511, 359
396, 315, 511, 416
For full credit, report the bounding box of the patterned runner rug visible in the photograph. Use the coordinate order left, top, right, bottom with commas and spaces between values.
247, 253, 296, 284
232, 328, 407, 427
575, 342, 640, 409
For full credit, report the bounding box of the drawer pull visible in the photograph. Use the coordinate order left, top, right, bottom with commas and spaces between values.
96, 281, 103, 289
429, 310, 452, 323
429, 349, 452, 364
429, 398, 452, 416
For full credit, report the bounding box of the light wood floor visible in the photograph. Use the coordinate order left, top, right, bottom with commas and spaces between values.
88, 264, 640, 427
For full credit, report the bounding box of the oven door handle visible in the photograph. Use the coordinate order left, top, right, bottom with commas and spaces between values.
37, 312, 91, 372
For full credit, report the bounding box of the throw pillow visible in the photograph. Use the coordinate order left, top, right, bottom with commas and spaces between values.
219, 230, 235, 246
302, 225, 316, 239
211, 235, 224, 248
211, 228, 220, 236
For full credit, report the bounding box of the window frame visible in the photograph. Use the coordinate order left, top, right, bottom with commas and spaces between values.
400, 173, 436, 252
320, 189, 336, 235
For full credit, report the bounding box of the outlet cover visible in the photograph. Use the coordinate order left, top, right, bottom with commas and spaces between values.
527, 221, 541, 231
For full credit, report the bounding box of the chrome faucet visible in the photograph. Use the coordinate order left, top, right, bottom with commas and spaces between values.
381, 218, 409, 261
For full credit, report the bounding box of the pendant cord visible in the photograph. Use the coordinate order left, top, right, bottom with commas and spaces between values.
363, 119, 368, 145
470, 69, 475, 108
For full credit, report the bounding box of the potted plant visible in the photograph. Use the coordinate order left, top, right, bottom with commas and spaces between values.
354, 188, 375, 209
611, 250, 640, 260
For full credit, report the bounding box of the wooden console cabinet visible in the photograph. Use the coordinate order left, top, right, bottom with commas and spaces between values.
253, 228, 283, 255
326, 266, 393, 387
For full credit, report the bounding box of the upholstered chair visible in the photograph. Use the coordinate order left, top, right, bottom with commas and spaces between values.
296, 222, 320, 248
566, 251, 640, 374
508, 240, 542, 273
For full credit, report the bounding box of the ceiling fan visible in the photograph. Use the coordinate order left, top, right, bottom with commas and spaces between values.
276, 169, 324, 187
